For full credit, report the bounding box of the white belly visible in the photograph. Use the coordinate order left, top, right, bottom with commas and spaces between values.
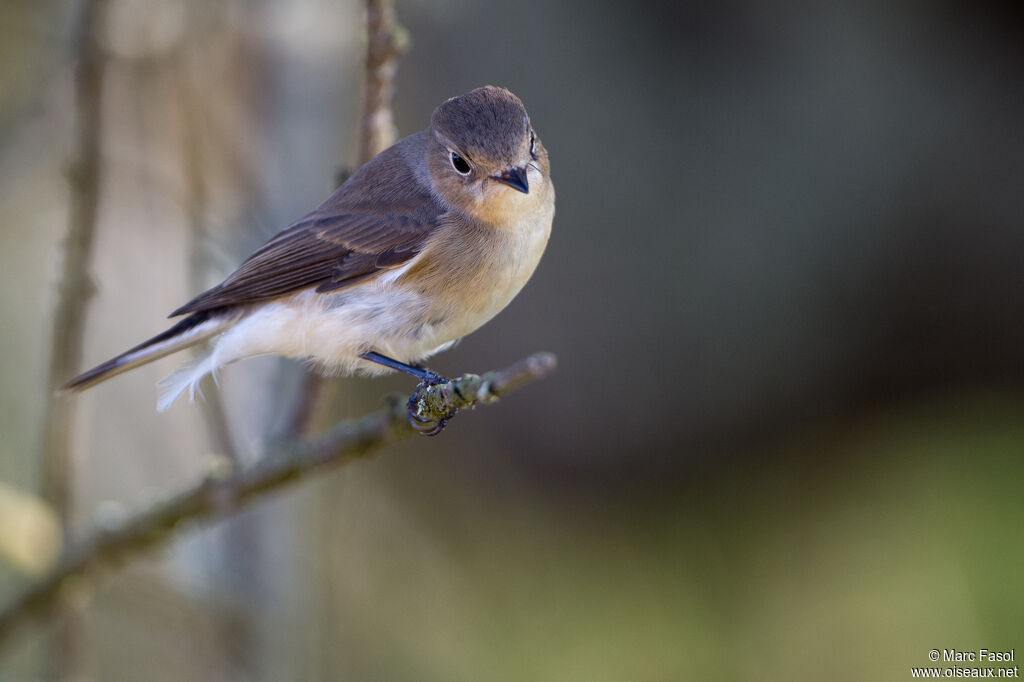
208, 203, 552, 376
157, 180, 553, 409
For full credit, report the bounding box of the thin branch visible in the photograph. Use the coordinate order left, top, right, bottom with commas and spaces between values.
177, 44, 243, 467
284, 0, 408, 438
359, 0, 406, 167
39, 0, 110, 677
42, 0, 109, 526
0, 353, 556, 652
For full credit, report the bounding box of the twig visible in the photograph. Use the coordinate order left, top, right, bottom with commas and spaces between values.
39, 0, 110, 677
42, 0, 109, 526
359, 0, 406, 167
284, 0, 407, 438
0, 353, 556, 652
177, 48, 243, 467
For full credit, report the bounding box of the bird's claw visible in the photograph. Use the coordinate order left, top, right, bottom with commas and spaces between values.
406, 373, 458, 437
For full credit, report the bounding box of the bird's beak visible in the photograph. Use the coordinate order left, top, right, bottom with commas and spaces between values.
493, 166, 529, 194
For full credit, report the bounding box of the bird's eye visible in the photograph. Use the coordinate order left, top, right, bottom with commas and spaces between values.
450, 151, 471, 175
529, 132, 537, 159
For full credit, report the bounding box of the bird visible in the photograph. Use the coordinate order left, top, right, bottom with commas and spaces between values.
61, 85, 555, 433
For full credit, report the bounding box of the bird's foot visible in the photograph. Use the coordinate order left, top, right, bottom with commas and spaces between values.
406, 371, 459, 436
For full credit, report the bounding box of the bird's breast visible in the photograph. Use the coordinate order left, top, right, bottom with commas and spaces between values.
400, 190, 554, 342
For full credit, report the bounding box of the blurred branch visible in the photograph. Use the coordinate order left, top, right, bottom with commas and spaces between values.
285, 0, 408, 437
359, 0, 406, 166
177, 50, 242, 467
0, 352, 556, 652
42, 0, 109, 527
39, 0, 110, 678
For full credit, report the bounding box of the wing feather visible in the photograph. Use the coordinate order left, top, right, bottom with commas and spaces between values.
171, 133, 441, 316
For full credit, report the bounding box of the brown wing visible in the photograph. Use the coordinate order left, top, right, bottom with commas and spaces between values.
171, 134, 440, 316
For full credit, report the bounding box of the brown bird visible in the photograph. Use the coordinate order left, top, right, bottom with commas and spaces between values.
62, 86, 555, 433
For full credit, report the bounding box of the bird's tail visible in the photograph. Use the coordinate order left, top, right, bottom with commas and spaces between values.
60, 311, 236, 396
155, 351, 221, 412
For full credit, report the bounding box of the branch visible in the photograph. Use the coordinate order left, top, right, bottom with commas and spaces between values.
0, 353, 556, 651
176, 43, 244, 467
359, 0, 407, 166
38, 0, 110, 677
42, 0, 109, 530
284, 0, 408, 437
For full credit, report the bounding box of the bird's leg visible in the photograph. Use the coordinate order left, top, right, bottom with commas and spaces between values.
361, 351, 446, 383
360, 351, 457, 435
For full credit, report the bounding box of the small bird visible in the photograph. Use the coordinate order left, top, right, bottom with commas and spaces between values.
62, 86, 554, 432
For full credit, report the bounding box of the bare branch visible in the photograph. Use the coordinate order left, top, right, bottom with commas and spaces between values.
176, 44, 244, 467
39, 0, 110, 677
42, 0, 109, 526
284, 0, 408, 438
0, 353, 556, 651
359, 0, 407, 166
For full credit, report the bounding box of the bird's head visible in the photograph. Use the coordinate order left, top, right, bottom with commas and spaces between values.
427, 86, 550, 226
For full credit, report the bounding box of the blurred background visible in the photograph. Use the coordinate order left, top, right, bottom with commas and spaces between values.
1, 0, 1022, 679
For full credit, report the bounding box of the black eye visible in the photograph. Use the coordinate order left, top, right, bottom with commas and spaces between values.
529, 132, 537, 159
450, 151, 471, 175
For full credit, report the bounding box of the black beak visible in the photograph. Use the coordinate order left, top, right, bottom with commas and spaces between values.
493, 166, 529, 194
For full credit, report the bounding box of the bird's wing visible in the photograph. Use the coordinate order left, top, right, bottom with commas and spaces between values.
171, 189, 441, 317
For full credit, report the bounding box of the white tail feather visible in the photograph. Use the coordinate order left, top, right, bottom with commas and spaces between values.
156, 352, 219, 412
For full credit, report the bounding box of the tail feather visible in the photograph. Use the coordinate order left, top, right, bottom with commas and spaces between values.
156, 351, 219, 412
60, 312, 235, 393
